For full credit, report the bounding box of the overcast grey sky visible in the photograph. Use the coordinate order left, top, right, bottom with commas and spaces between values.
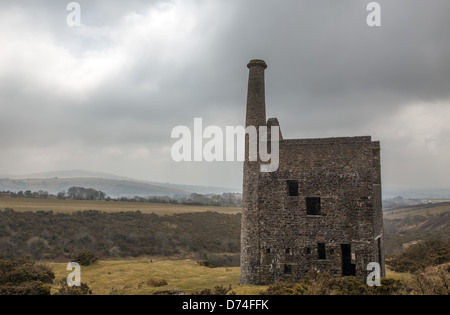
0, 0, 449, 192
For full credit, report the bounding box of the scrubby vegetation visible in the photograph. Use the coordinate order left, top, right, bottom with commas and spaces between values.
387, 239, 450, 273
0, 258, 93, 295
383, 204, 450, 256
53, 280, 93, 295
261, 270, 412, 295
0, 258, 55, 295
74, 252, 98, 266
0, 200, 448, 295
194, 284, 235, 295
0, 209, 241, 262
196, 253, 240, 268
261, 269, 450, 295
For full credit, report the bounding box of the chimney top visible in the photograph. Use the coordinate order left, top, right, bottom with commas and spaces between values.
247, 59, 267, 69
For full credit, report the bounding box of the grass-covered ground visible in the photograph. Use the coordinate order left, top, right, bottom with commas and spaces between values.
3, 198, 447, 295
0, 197, 241, 215
47, 258, 265, 295
46, 258, 430, 295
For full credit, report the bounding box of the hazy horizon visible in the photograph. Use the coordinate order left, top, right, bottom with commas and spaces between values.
1, 168, 450, 200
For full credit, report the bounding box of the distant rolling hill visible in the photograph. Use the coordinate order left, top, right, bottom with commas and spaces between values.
7, 170, 130, 181
0, 170, 240, 198
0, 177, 190, 198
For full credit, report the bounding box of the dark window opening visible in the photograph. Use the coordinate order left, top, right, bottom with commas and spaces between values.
306, 197, 321, 215
284, 264, 292, 274
266, 248, 271, 254
287, 180, 298, 196
341, 244, 356, 276
306, 247, 311, 254
318, 243, 326, 260
285, 248, 290, 254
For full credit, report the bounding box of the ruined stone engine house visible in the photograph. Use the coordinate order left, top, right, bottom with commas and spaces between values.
240, 59, 385, 285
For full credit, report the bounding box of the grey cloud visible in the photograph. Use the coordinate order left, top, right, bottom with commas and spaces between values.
0, 0, 449, 190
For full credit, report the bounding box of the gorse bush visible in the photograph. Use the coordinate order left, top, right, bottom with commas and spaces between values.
53, 279, 92, 295
410, 270, 450, 295
0, 281, 52, 295
388, 239, 450, 273
261, 270, 450, 295
261, 270, 411, 295
194, 284, 235, 295
74, 252, 98, 266
196, 253, 240, 268
0, 258, 96, 295
0, 258, 55, 295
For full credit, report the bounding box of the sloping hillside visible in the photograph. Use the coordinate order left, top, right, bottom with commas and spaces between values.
383, 202, 450, 255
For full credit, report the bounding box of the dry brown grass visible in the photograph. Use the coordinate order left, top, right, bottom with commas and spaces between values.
47, 259, 249, 295
0, 197, 241, 215
384, 203, 450, 219
146, 278, 168, 287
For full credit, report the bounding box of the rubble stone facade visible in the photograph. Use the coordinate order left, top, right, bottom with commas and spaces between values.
240, 59, 385, 285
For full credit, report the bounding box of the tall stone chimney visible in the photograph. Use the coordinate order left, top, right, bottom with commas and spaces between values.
240, 59, 268, 285
245, 59, 267, 128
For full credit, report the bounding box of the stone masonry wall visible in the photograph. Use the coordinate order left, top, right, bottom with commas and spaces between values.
240, 60, 385, 285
